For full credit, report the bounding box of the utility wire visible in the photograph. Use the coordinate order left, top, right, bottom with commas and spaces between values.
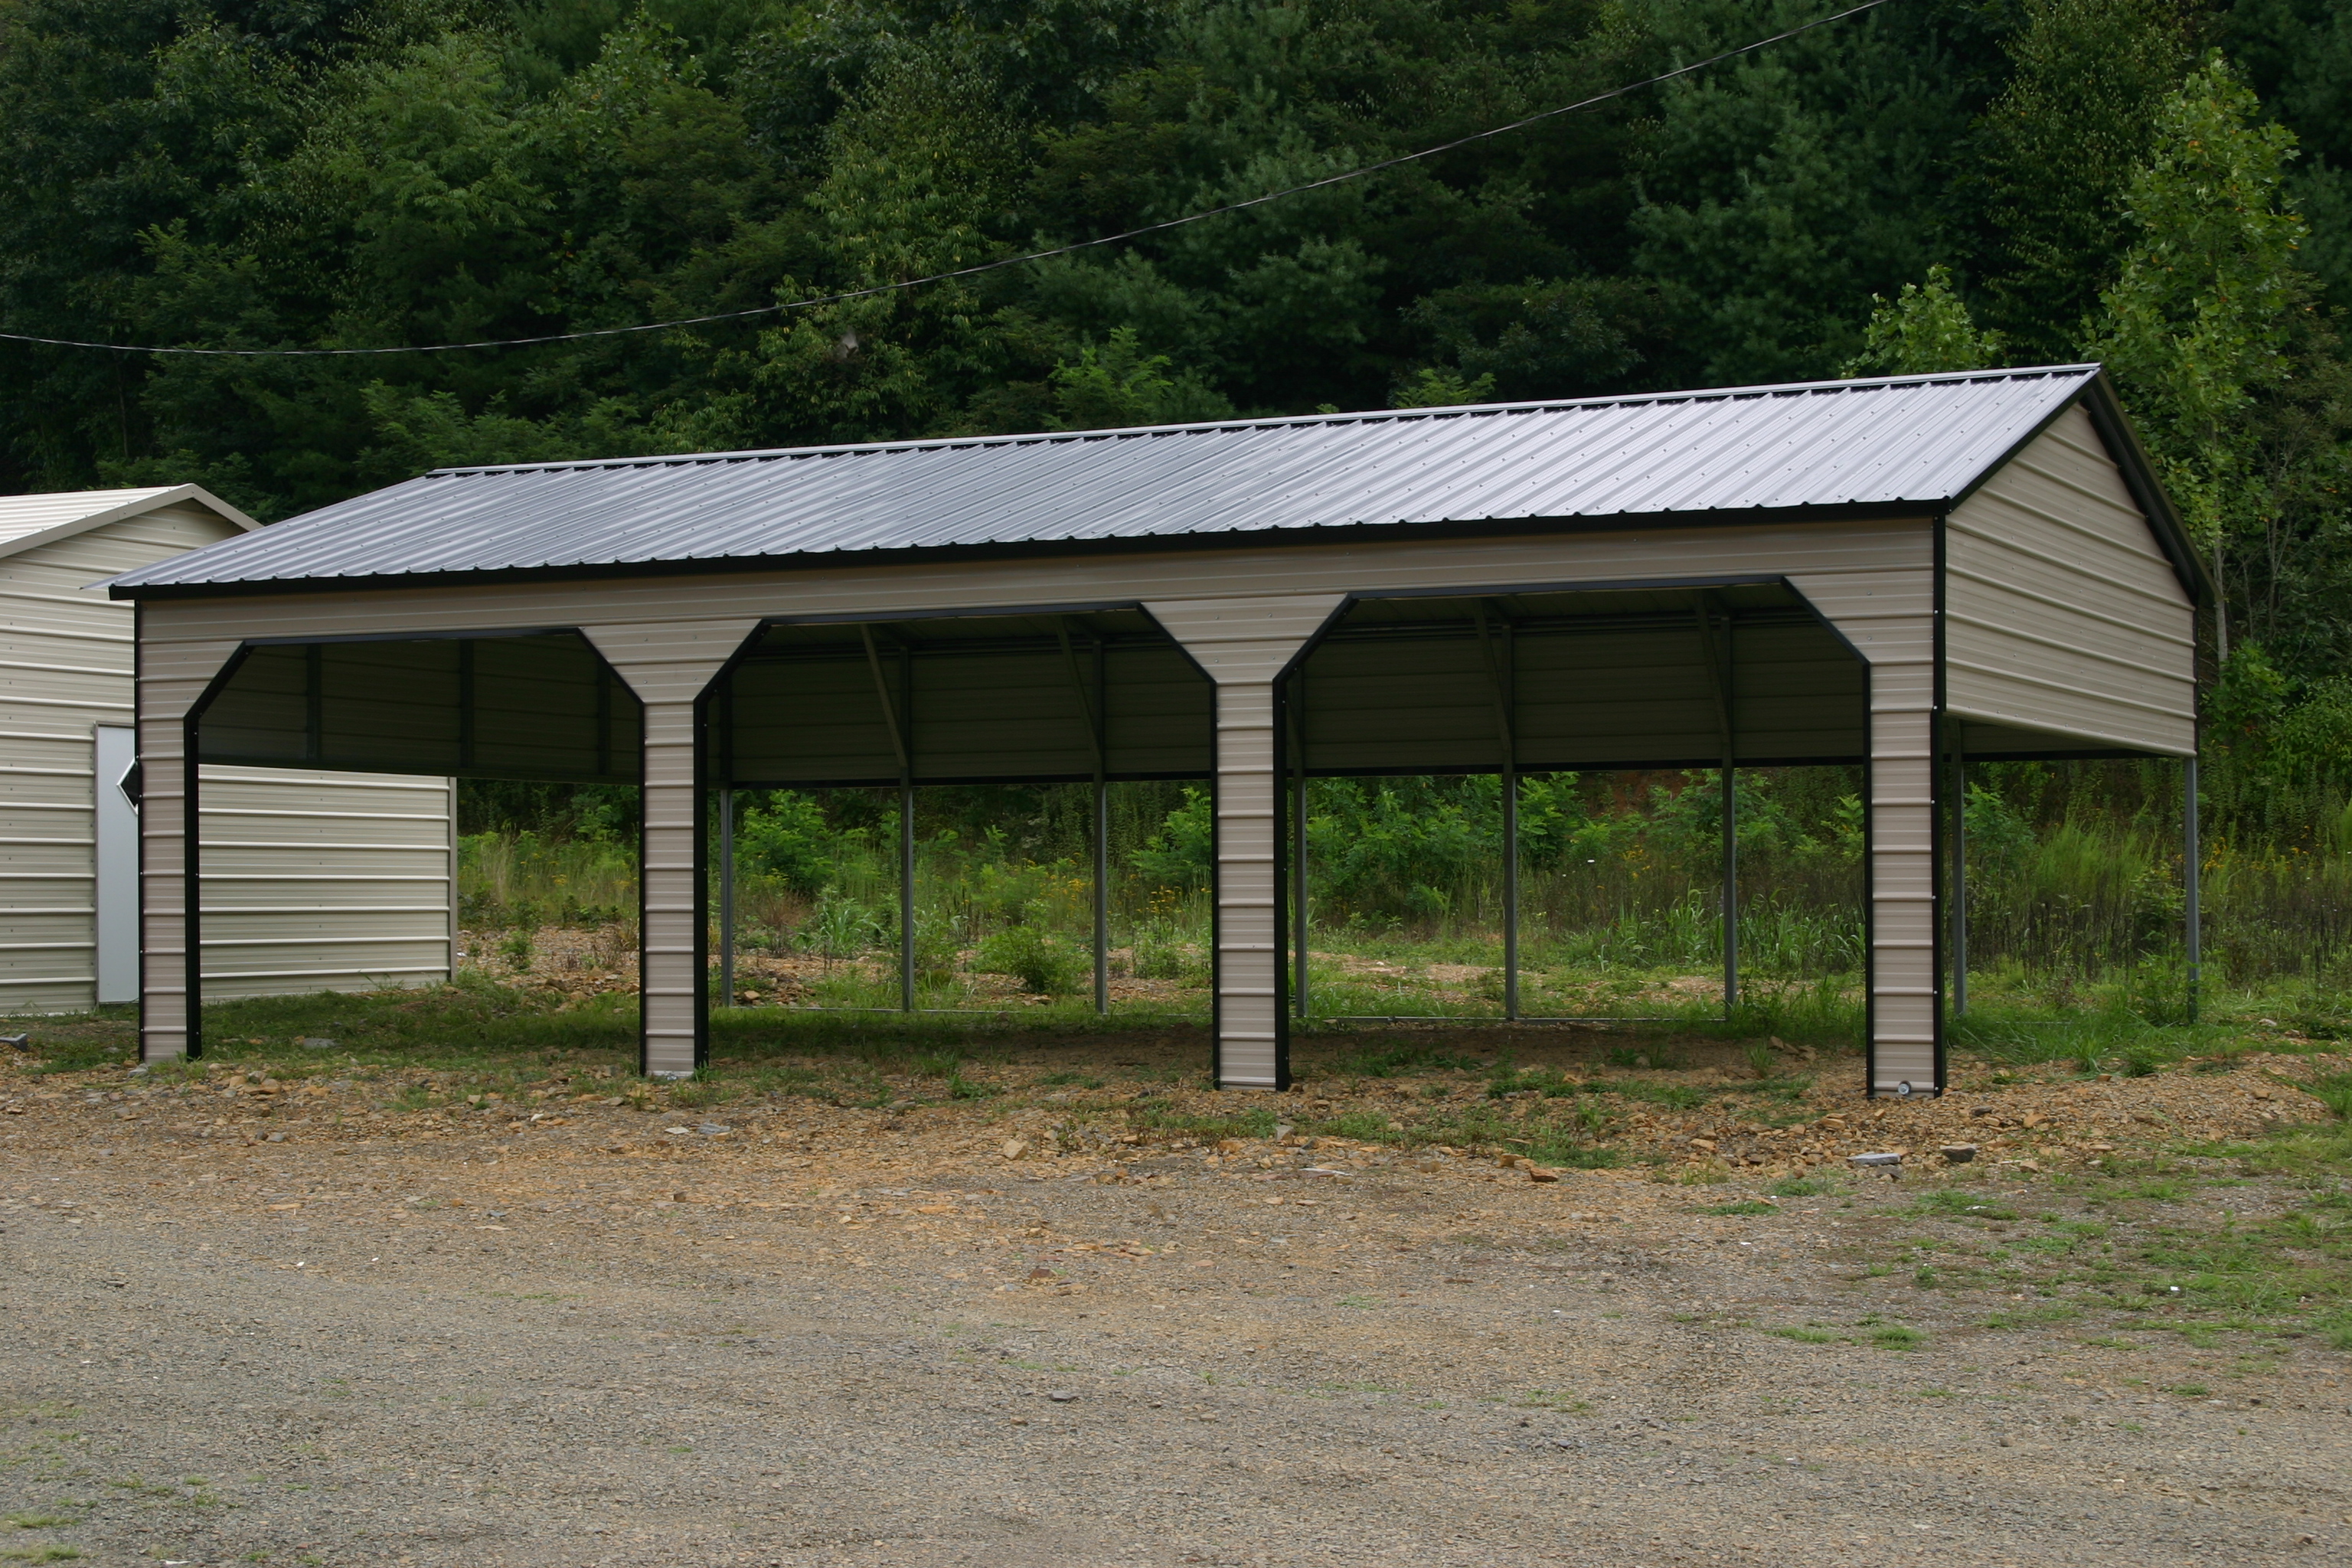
0, 0, 1896, 358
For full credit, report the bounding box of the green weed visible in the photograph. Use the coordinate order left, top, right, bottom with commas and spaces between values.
1768, 1177, 1834, 1197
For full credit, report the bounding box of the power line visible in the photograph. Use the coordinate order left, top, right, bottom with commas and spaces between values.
0, 0, 1896, 359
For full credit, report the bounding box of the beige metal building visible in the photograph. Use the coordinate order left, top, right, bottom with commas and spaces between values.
106, 366, 2204, 1093
0, 487, 456, 1013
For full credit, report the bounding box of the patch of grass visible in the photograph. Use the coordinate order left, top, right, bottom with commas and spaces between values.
1767, 1176, 1834, 1197
1510, 1389, 1592, 1412
1522, 1134, 1624, 1170
1312, 1110, 1404, 1143
1868, 1325, 1926, 1349
1129, 1104, 1279, 1142
1601, 1044, 1684, 1070
1910, 1191, 2020, 1221
2167, 1383, 2210, 1397
1610, 1080, 1713, 1109
1701, 1200, 1778, 1217
1981, 1303, 2081, 1330
946, 1072, 1001, 1100
0, 1514, 76, 1530
1036, 1069, 1100, 1086
2288, 1070, 2352, 1120
1340, 1043, 1475, 1078
1769, 1325, 1839, 1343
2117, 1178, 2193, 1203
0, 1547, 82, 1563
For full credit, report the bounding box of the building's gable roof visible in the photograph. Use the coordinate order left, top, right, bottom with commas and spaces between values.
0, 484, 260, 564
106, 365, 2194, 598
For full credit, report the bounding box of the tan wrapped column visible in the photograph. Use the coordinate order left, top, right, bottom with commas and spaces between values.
583, 620, 761, 1079
1788, 559, 1941, 1096
136, 635, 243, 1062
1145, 595, 1346, 1090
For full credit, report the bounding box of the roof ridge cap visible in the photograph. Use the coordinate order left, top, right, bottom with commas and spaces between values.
424, 364, 2102, 479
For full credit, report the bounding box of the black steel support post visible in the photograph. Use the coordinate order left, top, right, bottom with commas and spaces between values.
1695, 597, 1737, 1014
2185, 752, 2201, 1024
1289, 668, 1310, 1021
1061, 622, 1112, 1016
860, 625, 916, 1014
1950, 746, 1967, 1017
1474, 603, 1519, 1020
717, 787, 735, 1008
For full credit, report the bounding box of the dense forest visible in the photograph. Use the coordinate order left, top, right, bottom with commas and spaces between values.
7, 0, 2352, 1004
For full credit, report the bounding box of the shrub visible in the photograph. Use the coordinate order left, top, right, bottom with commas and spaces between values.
976, 923, 1086, 995
735, 792, 841, 893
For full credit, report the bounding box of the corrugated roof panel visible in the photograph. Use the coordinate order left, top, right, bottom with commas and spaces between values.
0, 487, 181, 550
106, 366, 2106, 592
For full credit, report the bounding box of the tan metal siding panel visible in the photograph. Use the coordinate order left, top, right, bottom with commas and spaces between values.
1146, 596, 1350, 1089
132, 519, 1944, 648
580, 624, 759, 1076
1946, 406, 2196, 755
1785, 549, 1941, 1093
138, 635, 241, 1052
194, 768, 456, 998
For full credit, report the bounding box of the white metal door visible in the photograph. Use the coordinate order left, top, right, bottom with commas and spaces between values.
93, 724, 139, 1005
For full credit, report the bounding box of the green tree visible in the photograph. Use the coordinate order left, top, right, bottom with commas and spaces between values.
2223, 0, 2352, 312
1048, 326, 1233, 428
2090, 54, 2310, 663
1969, 0, 2193, 360
1841, 264, 2006, 374
1627, 0, 2003, 384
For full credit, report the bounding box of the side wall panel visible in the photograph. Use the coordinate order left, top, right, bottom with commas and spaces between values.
195, 768, 456, 999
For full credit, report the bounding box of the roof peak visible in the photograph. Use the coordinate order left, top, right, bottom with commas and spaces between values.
428, 364, 2105, 479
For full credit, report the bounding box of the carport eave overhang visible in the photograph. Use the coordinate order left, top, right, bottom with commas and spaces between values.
108, 498, 1949, 603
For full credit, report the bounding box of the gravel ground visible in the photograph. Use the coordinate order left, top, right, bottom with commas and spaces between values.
4, 1050, 2351, 1567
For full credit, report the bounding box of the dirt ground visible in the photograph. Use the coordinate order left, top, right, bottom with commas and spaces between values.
3, 1031, 2350, 1568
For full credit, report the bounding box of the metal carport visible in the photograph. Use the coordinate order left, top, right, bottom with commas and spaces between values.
105, 364, 2206, 1096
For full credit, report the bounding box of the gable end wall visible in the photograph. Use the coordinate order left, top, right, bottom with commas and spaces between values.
1943, 404, 2196, 756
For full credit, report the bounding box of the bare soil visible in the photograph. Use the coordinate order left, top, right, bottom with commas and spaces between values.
2, 1033, 2350, 1567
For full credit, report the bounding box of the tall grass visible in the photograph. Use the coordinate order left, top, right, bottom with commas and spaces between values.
451, 761, 2352, 1027
459, 831, 635, 928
